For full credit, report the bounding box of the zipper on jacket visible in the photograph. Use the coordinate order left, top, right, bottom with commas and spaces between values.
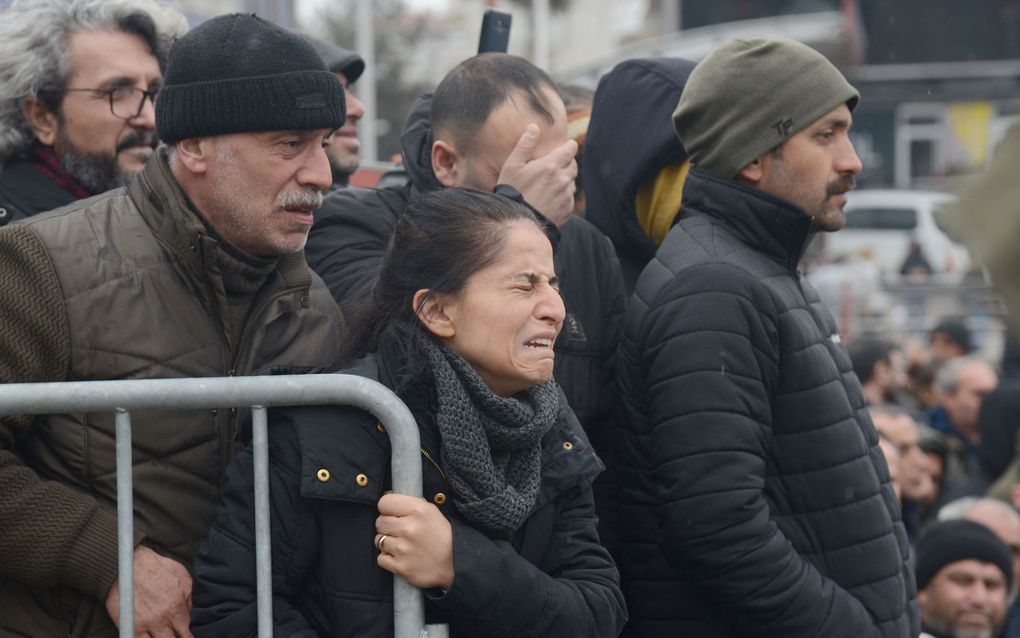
420, 447, 448, 487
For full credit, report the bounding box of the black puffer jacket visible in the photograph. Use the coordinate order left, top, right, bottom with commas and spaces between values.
0, 157, 78, 226
305, 93, 628, 553
190, 337, 626, 637
615, 169, 918, 637
582, 58, 695, 293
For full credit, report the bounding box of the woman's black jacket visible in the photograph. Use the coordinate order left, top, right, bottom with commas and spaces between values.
190, 352, 626, 637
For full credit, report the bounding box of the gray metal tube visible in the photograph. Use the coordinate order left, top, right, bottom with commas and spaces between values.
252, 406, 273, 638
115, 410, 134, 638
0, 375, 428, 637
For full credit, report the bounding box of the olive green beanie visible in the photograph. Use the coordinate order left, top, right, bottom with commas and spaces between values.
672, 37, 859, 178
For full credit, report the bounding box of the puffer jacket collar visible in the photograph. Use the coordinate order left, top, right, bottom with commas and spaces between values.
681, 168, 813, 272
128, 148, 313, 294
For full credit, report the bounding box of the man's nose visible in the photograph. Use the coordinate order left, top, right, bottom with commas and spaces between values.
345, 89, 365, 123
298, 145, 333, 192
130, 93, 157, 130
837, 137, 863, 175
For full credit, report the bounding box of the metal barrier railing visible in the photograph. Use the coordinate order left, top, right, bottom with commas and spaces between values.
0, 374, 449, 638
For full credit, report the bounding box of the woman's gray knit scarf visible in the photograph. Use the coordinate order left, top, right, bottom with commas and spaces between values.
417, 331, 560, 538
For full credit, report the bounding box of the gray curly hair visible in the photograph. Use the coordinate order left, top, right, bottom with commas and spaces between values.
0, 0, 187, 164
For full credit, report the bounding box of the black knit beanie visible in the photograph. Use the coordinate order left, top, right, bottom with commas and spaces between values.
673, 37, 859, 178
157, 13, 345, 143
915, 519, 1013, 591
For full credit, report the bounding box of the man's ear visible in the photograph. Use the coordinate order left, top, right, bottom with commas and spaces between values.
20, 96, 59, 147
737, 155, 765, 184
174, 137, 212, 175
413, 288, 456, 338
431, 139, 461, 188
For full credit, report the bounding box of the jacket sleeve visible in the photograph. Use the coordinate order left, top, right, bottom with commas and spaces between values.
643, 262, 880, 637
0, 224, 131, 601
432, 485, 627, 638
304, 188, 401, 310
191, 418, 322, 637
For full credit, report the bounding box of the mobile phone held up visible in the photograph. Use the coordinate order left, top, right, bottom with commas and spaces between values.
478, 9, 512, 54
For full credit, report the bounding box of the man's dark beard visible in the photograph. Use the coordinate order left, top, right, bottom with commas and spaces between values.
55, 128, 156, 194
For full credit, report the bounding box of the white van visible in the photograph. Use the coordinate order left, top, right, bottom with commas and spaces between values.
821, 189, 971, 279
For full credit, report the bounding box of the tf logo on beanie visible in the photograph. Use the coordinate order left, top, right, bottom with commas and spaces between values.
156, 13, 346, 144
672, 37, 859, 179
915, 519, 1013, 592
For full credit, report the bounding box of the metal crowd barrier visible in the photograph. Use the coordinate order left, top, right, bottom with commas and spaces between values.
0, 374, 449, 638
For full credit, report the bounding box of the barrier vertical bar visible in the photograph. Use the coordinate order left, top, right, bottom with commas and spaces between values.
115, 409, 134, 638
252, 405, 273, 638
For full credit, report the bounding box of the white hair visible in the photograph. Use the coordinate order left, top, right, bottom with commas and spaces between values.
0, 0, 187, 164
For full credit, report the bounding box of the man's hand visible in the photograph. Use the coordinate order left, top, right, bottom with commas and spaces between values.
105, 545, 194, 637
497, 123, 578, 228
375, 493, 454, 590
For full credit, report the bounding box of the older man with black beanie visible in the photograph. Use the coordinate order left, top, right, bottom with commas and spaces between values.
0, 13, 344, 636
615, 37, 918, 636
916, 519, 1012, 638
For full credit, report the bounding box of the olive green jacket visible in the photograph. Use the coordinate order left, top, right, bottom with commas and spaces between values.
0, 150, 343, 635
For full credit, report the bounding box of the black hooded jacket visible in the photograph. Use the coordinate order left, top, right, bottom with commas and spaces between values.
615, 168, 918, 637
0, 157, 79, 226
582, 57, 696, 293
304, 94, 628, 553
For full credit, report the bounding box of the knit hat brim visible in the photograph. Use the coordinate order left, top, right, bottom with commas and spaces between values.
673, 37, 860, 179
157, 70, 344, 143
915, 519, 1013, 592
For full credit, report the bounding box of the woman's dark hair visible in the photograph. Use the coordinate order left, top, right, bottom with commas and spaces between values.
343, 187, 552, 362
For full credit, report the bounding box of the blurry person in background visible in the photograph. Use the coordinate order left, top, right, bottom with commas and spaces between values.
872, 406, 937, 521
929, 357, 999, 498
916, 520, 1012, 638
298, 32, 366, 190
931, 317, 975, 365
901, 240, 935, 281
851, 337, 910, 406
0, 0, 186, 223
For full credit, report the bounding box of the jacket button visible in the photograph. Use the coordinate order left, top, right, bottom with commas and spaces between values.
433, 492, 447, 506
562, 441, 574, 450
316, 468, 330, 482
0, 208, 7, 219
355, 473, 369, 487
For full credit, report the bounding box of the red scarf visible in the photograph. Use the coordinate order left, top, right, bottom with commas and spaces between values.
27, 144, 93, 199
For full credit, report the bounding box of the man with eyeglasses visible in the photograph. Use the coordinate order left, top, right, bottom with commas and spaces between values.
0, 0, 183, 224
0, 12, 345, 637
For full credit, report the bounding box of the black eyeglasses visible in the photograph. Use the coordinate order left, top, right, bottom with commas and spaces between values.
63, 86, 160, 120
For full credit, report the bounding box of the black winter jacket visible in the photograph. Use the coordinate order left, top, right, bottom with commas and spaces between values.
615, 169, 918, 637
582, 58, 695, 293
190, 342, 627, 637
0, 157, 78, 226
304, 93, 629, 553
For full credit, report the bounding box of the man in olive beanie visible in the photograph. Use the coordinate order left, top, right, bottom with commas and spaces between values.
0, 12, 345, 636
616, 36, 919, 636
